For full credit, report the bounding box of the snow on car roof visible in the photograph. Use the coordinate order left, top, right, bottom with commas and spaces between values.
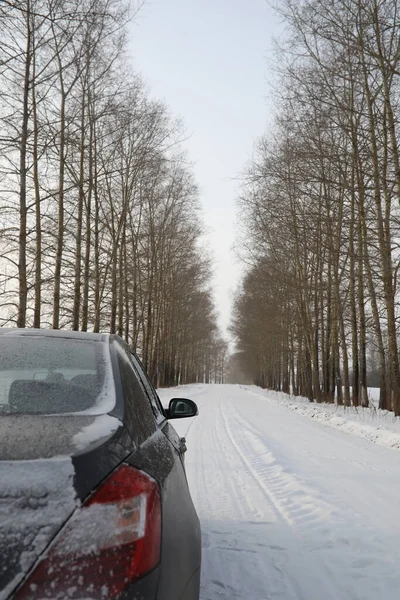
0, 328, 109, 342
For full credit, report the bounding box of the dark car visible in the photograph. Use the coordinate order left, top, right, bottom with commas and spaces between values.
0, 329, 201, 600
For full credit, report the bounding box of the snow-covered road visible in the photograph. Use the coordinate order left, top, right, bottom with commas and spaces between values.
159, 384, 400, 600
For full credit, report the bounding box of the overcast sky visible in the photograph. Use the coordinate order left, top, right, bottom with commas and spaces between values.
129, 0, 283, 339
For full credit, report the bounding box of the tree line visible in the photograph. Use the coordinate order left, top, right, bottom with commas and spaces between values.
0, 0, 227, 386
232, 0, 400, 415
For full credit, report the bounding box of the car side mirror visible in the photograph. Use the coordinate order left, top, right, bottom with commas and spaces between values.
168, 398, 199, 419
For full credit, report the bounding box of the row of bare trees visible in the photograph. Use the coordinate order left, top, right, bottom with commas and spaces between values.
0, 0, 227, 386
233, 0, 400, 415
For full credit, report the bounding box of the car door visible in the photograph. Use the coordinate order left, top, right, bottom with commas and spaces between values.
112, 340, 201, 599
129, 354, 188, 463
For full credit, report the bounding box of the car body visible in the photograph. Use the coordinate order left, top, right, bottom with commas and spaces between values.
0, 328, 201, 600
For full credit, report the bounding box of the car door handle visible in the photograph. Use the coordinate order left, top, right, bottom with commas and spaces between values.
179, 437, 187, 453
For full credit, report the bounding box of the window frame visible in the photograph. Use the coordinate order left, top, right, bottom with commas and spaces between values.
129, 353, 166, 426
113, 341, 157, 443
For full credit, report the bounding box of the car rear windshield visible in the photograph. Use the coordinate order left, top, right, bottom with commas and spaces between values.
0, 336, 115, 415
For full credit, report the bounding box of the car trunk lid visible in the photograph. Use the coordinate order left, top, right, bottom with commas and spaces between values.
0, 414, 128, 599
0, 458, 77, 600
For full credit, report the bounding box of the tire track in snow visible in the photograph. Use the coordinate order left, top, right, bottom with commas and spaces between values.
216, 400, 312, 600
186, 395, 308, 600
226, 405, 338, 530
218, 401, 293, 527
218, 396, 353, 600
187, 394, 263, 522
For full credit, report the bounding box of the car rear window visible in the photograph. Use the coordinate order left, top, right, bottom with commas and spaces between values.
0, 336, 115, 415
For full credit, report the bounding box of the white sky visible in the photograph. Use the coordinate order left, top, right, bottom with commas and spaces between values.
129, 0, 283, 339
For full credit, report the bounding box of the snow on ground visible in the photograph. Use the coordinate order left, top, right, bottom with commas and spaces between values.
244, 386, 400, 451
159, 384, 400, 600
367, 387, 381, 407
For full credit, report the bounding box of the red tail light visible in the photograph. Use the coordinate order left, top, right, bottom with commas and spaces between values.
15, 465, 161, 599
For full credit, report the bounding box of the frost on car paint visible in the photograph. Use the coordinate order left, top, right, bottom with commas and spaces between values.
72, 415, 121, 450
0, 458, 77, 600
50, 495, 147, 557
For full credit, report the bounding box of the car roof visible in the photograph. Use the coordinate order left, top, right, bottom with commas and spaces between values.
0, 328, 110, 343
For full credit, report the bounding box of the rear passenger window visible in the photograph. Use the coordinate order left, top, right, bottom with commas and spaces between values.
130, 354, 166, 425
115, 344, 156, 444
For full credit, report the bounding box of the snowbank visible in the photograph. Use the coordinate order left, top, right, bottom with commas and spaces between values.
245, 386, 400, 451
